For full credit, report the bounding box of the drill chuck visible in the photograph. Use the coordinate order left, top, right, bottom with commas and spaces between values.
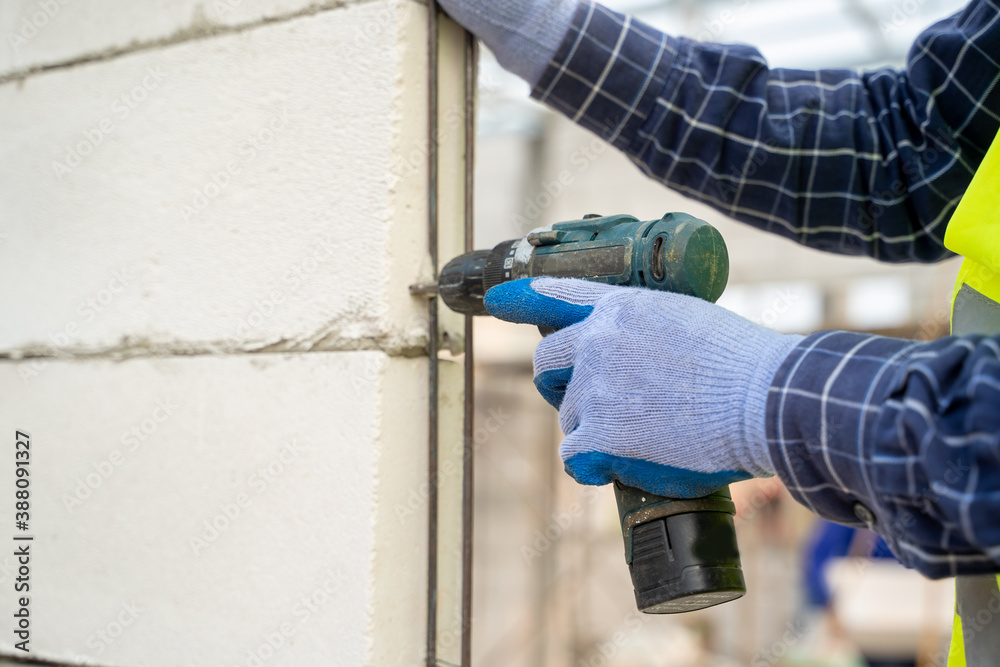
438, 249, 490, 315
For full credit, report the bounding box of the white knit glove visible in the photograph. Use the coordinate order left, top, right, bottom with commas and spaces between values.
484, 278, 804, 498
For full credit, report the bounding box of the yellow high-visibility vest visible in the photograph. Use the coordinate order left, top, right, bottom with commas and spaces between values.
943, 127, 1000, 666
945, 126, 1000, 331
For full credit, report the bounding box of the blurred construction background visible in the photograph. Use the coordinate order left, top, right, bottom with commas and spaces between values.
468, 0, 968, 665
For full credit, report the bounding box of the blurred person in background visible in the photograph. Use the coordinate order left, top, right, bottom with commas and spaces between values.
804, 521, 914, 667
437, 0, 1000, 664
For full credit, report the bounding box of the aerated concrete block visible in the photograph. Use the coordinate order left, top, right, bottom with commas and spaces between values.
0, 0, 438, 358
0, 351, 436, 666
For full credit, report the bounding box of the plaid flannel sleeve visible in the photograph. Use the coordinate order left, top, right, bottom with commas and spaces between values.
767, 331, 1000, 578
531, 1, 1000, 263
529, 2, 1000, 574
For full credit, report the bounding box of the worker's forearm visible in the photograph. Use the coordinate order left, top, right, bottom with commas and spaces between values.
768, 330, 1000, 577
529, 2, 1000, 264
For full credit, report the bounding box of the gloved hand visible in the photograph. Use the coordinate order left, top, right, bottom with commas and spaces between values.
435, 0, 580, 86
484, 277, 804, 498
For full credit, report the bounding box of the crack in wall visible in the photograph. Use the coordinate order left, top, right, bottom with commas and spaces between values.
0, 332, 437, 362
0, 0, 428, 85
0, 655, 82, 667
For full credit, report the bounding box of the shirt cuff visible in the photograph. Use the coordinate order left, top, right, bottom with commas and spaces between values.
765, 332, 919, 538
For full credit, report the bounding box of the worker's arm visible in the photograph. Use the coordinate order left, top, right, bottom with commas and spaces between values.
486, 278, 1000, 578
769, 328, 1000, 578
440, 0, 1000, 263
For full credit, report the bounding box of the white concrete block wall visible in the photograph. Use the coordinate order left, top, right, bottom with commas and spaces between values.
1, 0, 435, 356
0, 0, 369, 76
0, 0, 467, 664
0, 353, 412, 665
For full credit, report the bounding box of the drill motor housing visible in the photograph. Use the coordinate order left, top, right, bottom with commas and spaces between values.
440, 213, 728, 316
439, 213, 746, 614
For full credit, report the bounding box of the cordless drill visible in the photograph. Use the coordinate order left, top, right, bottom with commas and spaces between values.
439, 213, 745, 614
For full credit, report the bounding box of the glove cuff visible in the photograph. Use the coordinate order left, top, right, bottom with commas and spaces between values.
739, 333, 804, 477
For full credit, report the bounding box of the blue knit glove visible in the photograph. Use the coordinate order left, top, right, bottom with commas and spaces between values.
484, 278, 804, 498
436, 0, 579, 86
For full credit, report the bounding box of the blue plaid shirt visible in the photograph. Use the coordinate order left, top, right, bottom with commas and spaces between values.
531, 1, 1000, 577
